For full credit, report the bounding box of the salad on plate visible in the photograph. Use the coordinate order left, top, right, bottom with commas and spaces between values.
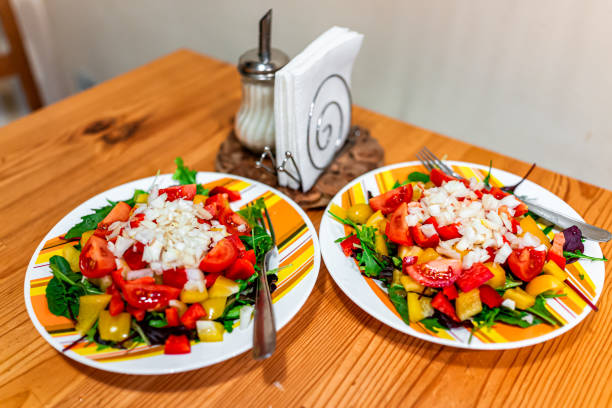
330, 167, 606, 338
46, 158, 277, 355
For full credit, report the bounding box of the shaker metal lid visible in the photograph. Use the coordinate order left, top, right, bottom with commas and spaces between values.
238, 9, 289, 81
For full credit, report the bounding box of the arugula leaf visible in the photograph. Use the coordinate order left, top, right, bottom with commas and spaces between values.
420, 317, 445, 333
388, 285, 410, 325
237, 198, 266, 227
526, 295, 561, 326
240, 224, 273, 264
501, 275, 523, 290
473, 305, 543, 329
124, 189, 147, 207
64, 204, 114, 239
407, 171, 430, 183
391, 180, 402, 189
483, 160, 493, 188
146, 311, 168, 328
172, 157, 208, 195
223, 320, 235, 333
563, 250, 608, 262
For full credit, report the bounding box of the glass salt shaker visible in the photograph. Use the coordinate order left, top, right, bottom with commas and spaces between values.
235, 10, 289, 153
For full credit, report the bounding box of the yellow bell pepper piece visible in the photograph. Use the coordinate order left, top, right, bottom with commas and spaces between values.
208, 276, 240, 298
417, 248, 439, 264
75, 294, 112, 335
135, 193, 149, 203
503, 287, 536, 309
392, 269, 403, 286
365, 210, 386, 230
542, 260, 569, 281
519, 216, 551, 248
526, 274, 564, 297
180, 287, 209, 304
62, 245, 81, 273
193, 194, 208, 205
80, 230, 95, 249
484, 262, 506, 289
398, 245, 423, 260
196, 320, 225, 342
400, 274, 424, 293
374, 234, 388, 255
98, 310, 131, 342
407, 292, 434, 322
329, 203, 347, 220
201, 297, 226, 320
456, 288, 482, 321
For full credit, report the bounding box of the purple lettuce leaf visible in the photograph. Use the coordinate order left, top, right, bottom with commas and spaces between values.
562, 225, 584, 264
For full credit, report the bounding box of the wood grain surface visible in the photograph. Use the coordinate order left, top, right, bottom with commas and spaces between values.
0, 50, 610, 408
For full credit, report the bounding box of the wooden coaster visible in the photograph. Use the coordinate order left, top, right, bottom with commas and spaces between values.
215, 126, 384, 209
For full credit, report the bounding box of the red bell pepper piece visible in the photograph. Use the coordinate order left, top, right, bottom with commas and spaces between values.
431, 292, 460, 322
507, 247, 546, 282
180, 303, 206, 329
126, 304, 146, 321
549, 232, 566, 270
410, 224, 440, 248
205, 273, 220, 288
488, 186, 509, 200
108, 292, 125, 316
442, 284, 458, 300
436, 223, 462, 240
129, 213, 145, 228
340, 235, 360, 257
162, 267, 188, 289
123, 242, 148, 270
164, 334, 191, 354
159, 184, 196, 201
479, 285, 503, 308
514, 202, 528, 217
455, 263, 494, 292
430, 168, 457, 187
209, 186, 241, 202
165, 307, 180, 327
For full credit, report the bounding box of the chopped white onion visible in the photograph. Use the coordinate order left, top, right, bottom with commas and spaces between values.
239, 305, 254, 330
126, 268, 154, 280
501, 299, 516, 310
421, 224, 437, 238
494, 243, 513, 264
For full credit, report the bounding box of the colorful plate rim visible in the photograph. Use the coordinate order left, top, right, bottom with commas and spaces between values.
319, 161, 604, 350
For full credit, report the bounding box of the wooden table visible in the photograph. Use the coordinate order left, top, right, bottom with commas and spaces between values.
1, 50, 610, 408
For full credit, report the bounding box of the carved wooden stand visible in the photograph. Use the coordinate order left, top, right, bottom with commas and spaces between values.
216, 126, 384, 209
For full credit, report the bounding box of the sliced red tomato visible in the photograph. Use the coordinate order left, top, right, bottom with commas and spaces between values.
205, 273, 220, 288
242, 249, 256, 265
404, 259, 461, 288
442, 284, 458, 300
162, 267, 188, 289
122, 282, 180, 310
368, 185, 413, 215
199, 237, 239, 273
488, 186, 509, 200
159, 184, 197, 201
180, 303, 206, 329
385, 203, 413, 246
410, 224, 440, 248
340, 235, 360, 257
203, 203, 219, 218
431, 292, 460, 322
209, 186, 241, 202
226, 234, 246, 254
164, 334, 191, 354
479, 285, 503, 308
108, 292, 125, 316
514, 202, 528, 217
507, 247, 546, 282
430, 168, 457, 187
79, 235, 116, 278
123, 242, 147, 270
225, 258, 256, 280
165, 307, 180, 327
205, 193, 229, 210
548, 232, 566, 270
456, 262, 494, 292
436, 223, 462, 240
218, 208, 251, 236
126, 304, 146, 321
95, 201, 132, 236
401, 256, 418, 272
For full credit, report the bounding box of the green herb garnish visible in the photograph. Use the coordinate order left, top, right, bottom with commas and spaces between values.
563, 250, 608, 262
483, 160, 493, 187
172, 157, 208, 195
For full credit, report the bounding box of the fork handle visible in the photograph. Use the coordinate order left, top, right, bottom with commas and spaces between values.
253, 251, 277, 359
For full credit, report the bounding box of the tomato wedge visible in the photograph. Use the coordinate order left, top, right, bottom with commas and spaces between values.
242, 249, 256, 265
455, 262, 494, 292
205, 193, 230, 211
226, 234, 246, 255
548, 232, 566, 270
218, 208, 251, 236
209, 186, 241, 202
225, 258, 256, 280
430, 168, 457, 187
199, 237, 239, 273
159, 184, 197, 201
122, 282, 181, 310
79, 235, 116, 278
431, 292, 460, 322
368, 185, 413, 215
162, 267, 188, 289
404, 259, 462, 288
507, 247, 546, 282
123, 242, 147, 270
385, 203, 413, 246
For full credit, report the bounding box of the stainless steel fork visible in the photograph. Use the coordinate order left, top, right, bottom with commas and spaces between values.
252, 203, 278, 360
416, 147, 612, 242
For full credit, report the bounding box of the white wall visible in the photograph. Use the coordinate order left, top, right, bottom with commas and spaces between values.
29, 0, 612, 188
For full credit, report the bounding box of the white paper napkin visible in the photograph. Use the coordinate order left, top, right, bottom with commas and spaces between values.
274, 26, 363, 191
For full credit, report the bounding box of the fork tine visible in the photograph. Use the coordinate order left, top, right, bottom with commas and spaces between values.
416, 151, 434, 171
422, 147, 454, 175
